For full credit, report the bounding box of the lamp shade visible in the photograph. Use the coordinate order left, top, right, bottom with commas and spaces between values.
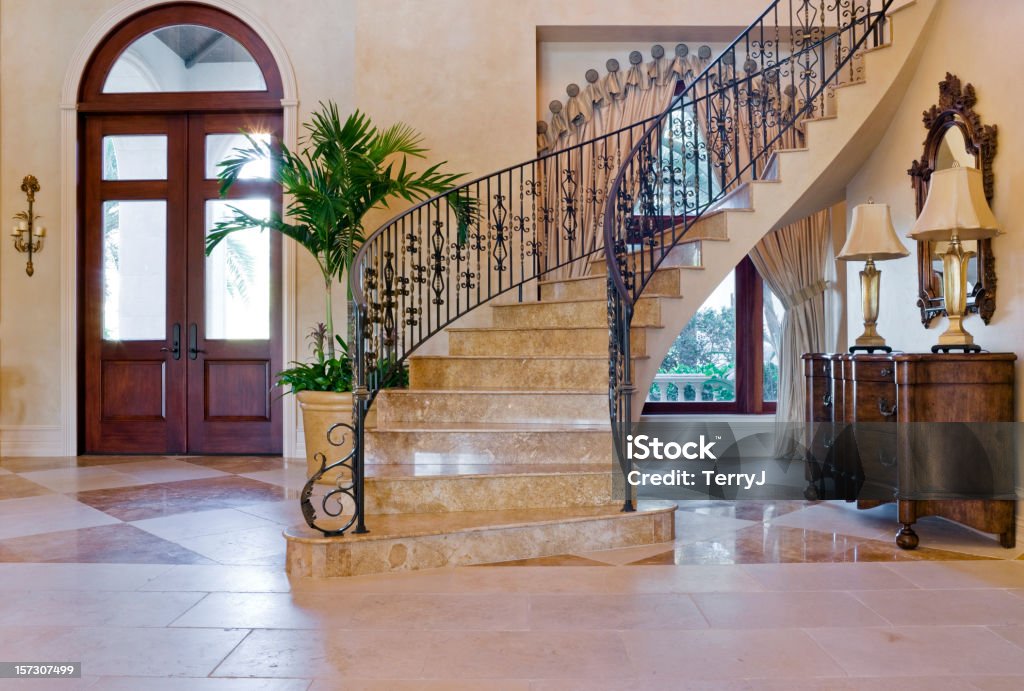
837, 202, 910, 261
907, 165, 1001, 241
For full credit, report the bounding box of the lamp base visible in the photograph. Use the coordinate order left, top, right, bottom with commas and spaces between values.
931, 343, 982, 354
849, 345, 893, 354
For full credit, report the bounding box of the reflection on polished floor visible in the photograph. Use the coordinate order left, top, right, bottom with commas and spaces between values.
1, 454, 1023, 688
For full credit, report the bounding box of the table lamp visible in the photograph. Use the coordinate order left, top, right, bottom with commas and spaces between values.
907, 164, 1000, 353
838, 201, 910, 353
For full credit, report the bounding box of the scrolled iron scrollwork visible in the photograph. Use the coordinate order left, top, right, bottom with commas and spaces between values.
300, 421, 362, 537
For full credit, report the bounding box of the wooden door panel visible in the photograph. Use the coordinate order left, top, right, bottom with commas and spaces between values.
101, 360, 166, 420
204, 360, 272, 421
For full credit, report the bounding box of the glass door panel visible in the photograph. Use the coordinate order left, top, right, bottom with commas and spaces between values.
204, 198, 271, 340
101, 200, 168, 341
102, 135, 168, 180
205, 132, 271, 179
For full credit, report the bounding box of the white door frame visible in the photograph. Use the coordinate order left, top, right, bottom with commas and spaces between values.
60, 0, 300, 456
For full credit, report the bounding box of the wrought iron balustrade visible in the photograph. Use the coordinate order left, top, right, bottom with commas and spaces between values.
301, 0, 895, 535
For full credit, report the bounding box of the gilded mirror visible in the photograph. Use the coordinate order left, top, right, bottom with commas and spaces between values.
908, 73, 998, 326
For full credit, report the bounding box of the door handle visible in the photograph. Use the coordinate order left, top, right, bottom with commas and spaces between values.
160, 323, 181, 360
188, 323, 206, 360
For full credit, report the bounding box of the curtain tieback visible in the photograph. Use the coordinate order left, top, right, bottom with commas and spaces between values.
783, 279, 828, 309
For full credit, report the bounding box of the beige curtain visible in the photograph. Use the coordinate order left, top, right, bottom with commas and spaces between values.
749, 208, 834, 459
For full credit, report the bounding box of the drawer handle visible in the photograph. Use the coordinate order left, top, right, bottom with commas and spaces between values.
879, 367, 892, 377
878, 398, 897, 417
822, 393, 833, 408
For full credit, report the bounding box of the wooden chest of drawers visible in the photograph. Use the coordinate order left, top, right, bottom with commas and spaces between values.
803, 352, 1017, 549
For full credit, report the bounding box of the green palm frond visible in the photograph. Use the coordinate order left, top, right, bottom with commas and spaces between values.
208, 100, 473, 376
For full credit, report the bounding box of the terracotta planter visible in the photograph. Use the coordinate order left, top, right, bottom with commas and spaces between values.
297, 390, 355, 483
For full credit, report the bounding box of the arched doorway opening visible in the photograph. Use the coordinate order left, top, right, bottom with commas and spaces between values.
78, 3, 285, 454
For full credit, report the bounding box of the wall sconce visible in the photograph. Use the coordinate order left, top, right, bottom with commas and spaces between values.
11, 175, 45, 277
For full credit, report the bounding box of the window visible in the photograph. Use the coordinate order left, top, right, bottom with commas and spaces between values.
646, 256, 778, 414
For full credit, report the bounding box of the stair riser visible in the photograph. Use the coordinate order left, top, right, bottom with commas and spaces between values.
375, 391, 609, 425
286, 507, 675, 577
541, 270, 682, 301
493, 297, 663, 329
366, 429, 612, 465
449, 328, 645, 357
366, 472, 612, 514
409, 357, 618, 392
589, 240, 702, 276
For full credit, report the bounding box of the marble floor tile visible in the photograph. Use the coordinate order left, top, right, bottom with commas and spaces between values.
91, 679, 312, 691
139, 564, 292, 593
239, 466, 311, 490
673, 510, 760, 545
75, 476, 295, 521
630, 525, 865, 565
807, 625, 1024, 677
102, 458, 229, 484
174, 591, 529, 630
0, 589, 205, 627
215, 629, 433, 679
170, 525, 286, 565
676, 499, 812, 522
181, 456, 288, 474
899, 515, 1024, 560
0, 524, 214, 564
989, 625, 1024, 652
309, 681, 528, 691
842, 539, 994, 562
0, 474, 54, 499
0, 494, 121, 541
528, 593, 707, 630
483, 554, 611, 566
769, 500, 898, 540
740, 562, 919, 591
693, 590, 890, 629
234, 499, 304, 526
623, 628, 846, 680
572, 542, 678, 565
18, 465, 151, 493
0, 562, 172, 590
60, 626, 251, 678
419, 630, 631, 680
131, 507, 282, 542
0, 456, 85, 472
852, 588, 1024, 626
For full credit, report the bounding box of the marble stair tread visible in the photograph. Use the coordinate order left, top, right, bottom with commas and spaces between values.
374, 389, 610, 425
363, 462, 611, 479
287, 500, 675, 545
285, 500, 676, 576
369, 420, 611, 433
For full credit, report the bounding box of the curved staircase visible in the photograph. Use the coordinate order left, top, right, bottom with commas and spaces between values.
286, 0, 937, 577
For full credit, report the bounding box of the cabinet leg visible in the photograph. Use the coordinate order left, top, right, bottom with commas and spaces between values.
896, 524, 919, 550
1000, 525, 1016, 549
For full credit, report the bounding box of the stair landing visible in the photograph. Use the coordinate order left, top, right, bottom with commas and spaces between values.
285, 500, 675, 577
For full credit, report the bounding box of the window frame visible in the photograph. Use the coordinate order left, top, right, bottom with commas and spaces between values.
643, 256, 778, 416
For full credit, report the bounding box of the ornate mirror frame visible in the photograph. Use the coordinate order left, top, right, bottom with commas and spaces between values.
908, 73, 998, 326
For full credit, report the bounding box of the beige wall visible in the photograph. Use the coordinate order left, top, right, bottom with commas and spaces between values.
846, 0, 1024, 421
0, 0, 767, 453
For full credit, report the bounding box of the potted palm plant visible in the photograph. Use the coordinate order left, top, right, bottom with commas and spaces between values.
207, 101, 468, 475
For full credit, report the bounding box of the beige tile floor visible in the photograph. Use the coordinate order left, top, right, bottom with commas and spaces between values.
0, 454, 1022, 689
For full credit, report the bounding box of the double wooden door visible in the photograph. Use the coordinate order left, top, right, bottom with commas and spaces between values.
82, 112, 282, 454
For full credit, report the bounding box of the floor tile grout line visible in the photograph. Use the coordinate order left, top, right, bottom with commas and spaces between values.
206, 627, 256, 679
165, 590, 213, 628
